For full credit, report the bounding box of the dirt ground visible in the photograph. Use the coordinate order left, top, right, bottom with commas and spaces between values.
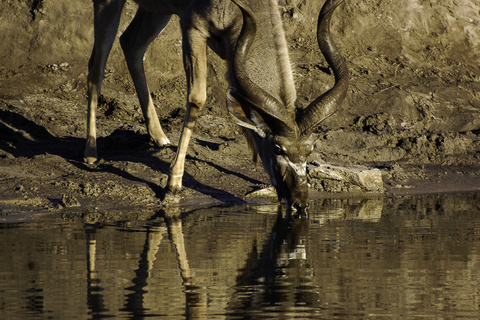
1, 0, 480, 216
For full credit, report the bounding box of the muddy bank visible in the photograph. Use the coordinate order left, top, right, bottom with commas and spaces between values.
1, 0, 480, 214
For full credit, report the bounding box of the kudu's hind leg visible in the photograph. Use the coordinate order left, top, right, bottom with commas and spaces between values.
120, 9, 172, 147
167, 28, 208, 192
85, 0, 126, 164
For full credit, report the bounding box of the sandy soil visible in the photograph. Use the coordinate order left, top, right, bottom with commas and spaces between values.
1, 0, 480, 216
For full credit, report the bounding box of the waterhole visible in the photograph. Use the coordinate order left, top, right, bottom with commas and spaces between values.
1, 193, 480, 319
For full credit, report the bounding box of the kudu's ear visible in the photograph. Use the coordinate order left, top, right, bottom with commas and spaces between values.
226, 87, 267, 137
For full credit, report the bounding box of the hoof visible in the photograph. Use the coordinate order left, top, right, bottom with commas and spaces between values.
162, 185, 188, 208
152, 136, 171, 147
162, 190, 181, 206
166, 185, 182, 195
84, 146, 98, 164
166, 174, 183, 194
83, 155, 97, 165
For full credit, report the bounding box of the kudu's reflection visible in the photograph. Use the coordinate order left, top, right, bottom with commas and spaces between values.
85, 199, 383, 318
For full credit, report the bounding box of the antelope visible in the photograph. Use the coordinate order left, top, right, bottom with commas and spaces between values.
84, 0, 348, 212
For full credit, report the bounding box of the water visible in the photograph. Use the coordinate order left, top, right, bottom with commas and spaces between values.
1, 193, 480, 319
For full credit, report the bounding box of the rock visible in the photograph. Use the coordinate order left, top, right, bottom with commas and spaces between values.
308, 161, 384, 193
245, 186, 277, 198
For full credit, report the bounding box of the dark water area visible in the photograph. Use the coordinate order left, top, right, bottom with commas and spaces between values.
1, 193, 480, 319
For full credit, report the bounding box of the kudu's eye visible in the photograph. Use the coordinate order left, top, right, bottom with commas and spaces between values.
273, 144, 284, 155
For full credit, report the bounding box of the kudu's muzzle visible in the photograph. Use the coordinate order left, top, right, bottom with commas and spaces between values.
287, 173, 310, 218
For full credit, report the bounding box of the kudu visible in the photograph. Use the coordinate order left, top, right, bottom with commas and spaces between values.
85, 0, 348, 212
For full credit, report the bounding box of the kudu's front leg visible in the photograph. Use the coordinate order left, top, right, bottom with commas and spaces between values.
167, 28, 208, 192
120, 9, 171, 147
85, 0, 126, 164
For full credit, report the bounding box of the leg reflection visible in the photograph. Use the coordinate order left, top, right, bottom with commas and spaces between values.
167, 216, 207, 320
85, 223, 107, 318
123, 224, 167, 317
121, 211, 206, 319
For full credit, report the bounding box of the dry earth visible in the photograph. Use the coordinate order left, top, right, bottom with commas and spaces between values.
1, 0, 480, 216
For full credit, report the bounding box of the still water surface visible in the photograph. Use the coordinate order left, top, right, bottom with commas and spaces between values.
1, 193, 480, 319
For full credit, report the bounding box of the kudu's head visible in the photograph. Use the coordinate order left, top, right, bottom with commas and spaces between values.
227, 0, 349, 213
